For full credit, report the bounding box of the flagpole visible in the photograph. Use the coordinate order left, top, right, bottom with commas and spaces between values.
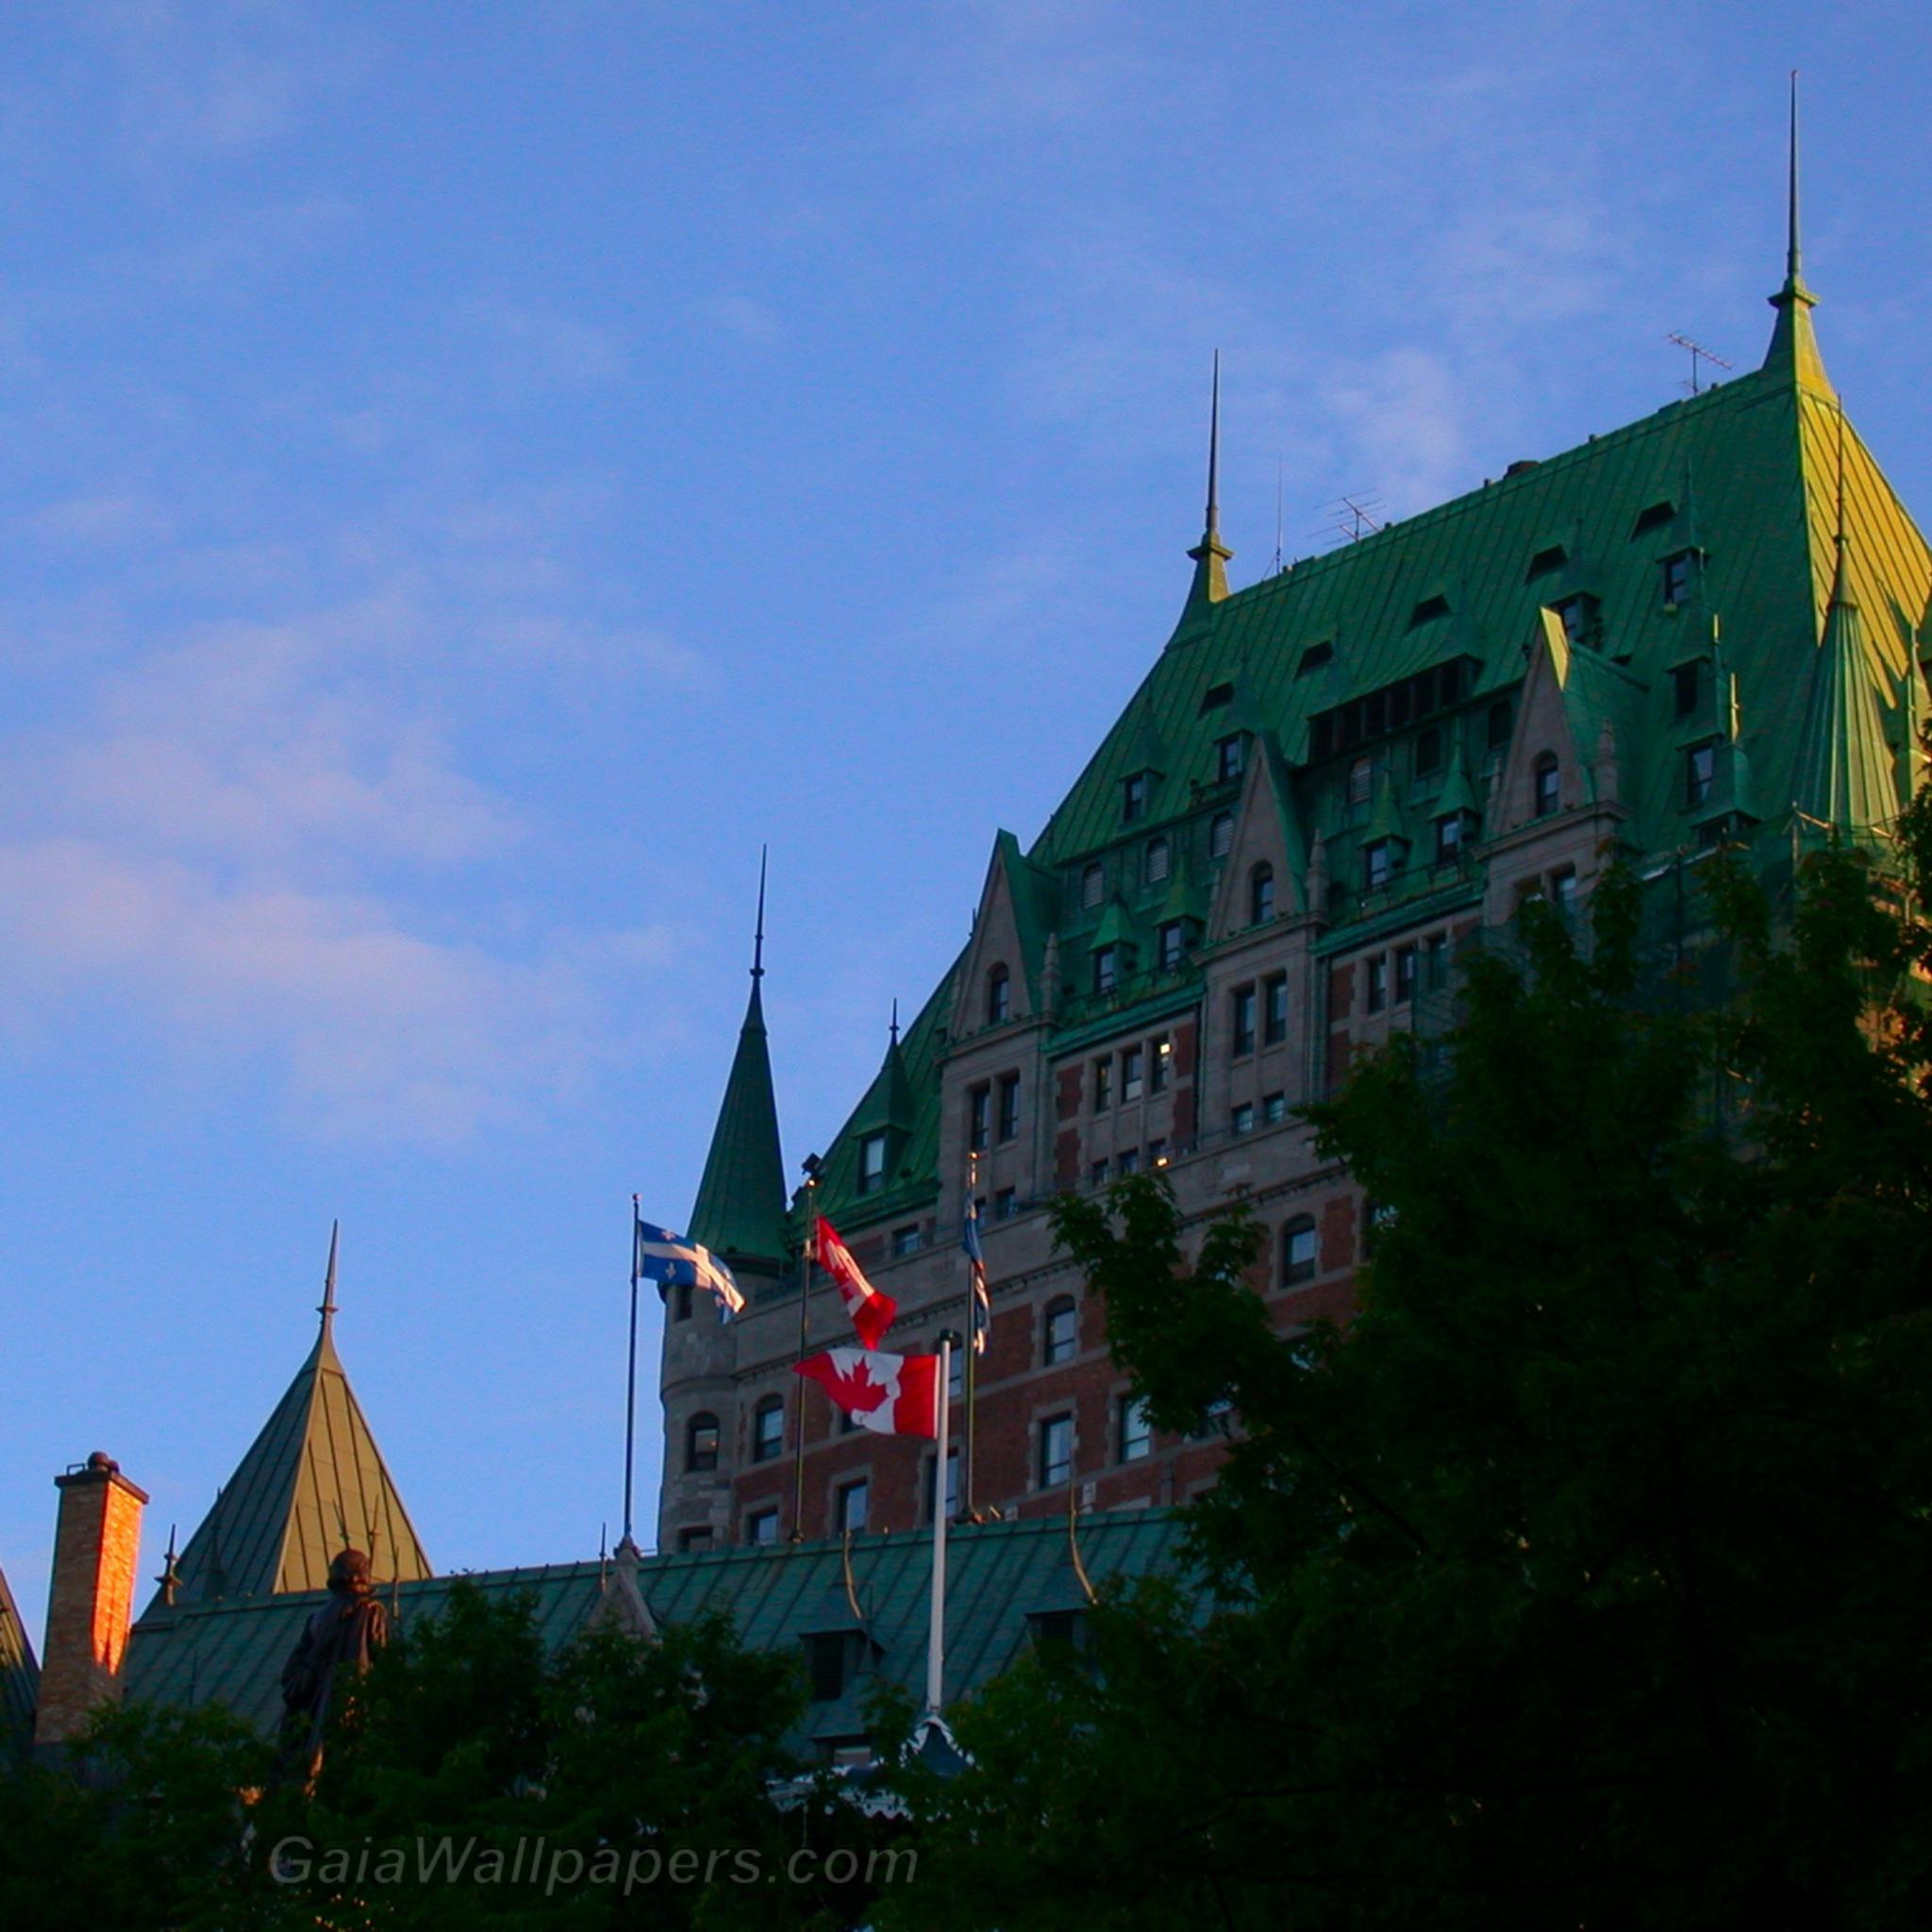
791, 1168, 818, 1543
926, 1332, 955, 1718
962, 1153, 979, 1524
624, 1194, 641, 1545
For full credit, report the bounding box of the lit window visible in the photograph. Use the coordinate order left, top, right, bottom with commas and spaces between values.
745, 1507, 779, 1546
1082, 862, 1104, 908
1364, 839, 1393, 890
1414, 725, 1441, 775
1662, 551, 1697, 606
858, 1131, 889, 1195
1264, 974, 1288, 1045
1281, 1216, 1317, 1285
1151, 1034, 1171, 1092
1044, 1298, 1077, 1365
1394, 944, 1417, 1003
1250, 865, 1275, 924
997, 1073, 1021, 1143
968, 1086, 991, 1154
837, 1478, 869, 1534
1092, 945, 1119, 995
1366, 956, 1388, 1013
1039, 1414, 1074, 1489
686, 1412, 720, 1474
1122, 1046, 1144, 1103
1158, 920, 1185, 970
1217, 736, 1245, 783
1686, 742, 1716, 808
1210, 810, 1234, 859
1118, 1395, 1153, 1463
1231, 985, 1257, 1056
1144, 837, 1169, 885
987, 965, 1009, 1024
1533, 753, 1560, 817
994, 1187, 1019, 1222
1123, 774, 1148, 823
1092, 1058, 1112, 1112
1232, 1102, 1255, 1137
892, 1224, 922, 1257
752, 1398, 784, 1463
1262, 1091, 1287, 1124
1146, 1137, 1167, 1166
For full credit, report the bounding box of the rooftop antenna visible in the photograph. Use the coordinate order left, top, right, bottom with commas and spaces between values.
1272, 455, 1285, 575
1205, 350, 1221, 541
1666, 332, 1734, 396
751, 844, 767, 982
1311, 492, 1385, 547
1787, 68, 1803, 291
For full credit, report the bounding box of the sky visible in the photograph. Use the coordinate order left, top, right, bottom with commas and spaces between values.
4, 0, 1930, 1644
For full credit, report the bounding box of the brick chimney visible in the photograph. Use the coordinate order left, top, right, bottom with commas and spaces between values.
33, 1452, 147, 1752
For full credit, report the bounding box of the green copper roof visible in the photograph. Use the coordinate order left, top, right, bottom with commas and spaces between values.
146, 1307, 431, 1617
1791, 533, 1896, 832
122, 1512, 1192, 1750
0, 1561, 38, 1762
689, 974, 789, 1266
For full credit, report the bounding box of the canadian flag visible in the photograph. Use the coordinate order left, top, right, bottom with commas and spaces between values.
793, 1348, 940, 1439
814, 1215, 898, 1350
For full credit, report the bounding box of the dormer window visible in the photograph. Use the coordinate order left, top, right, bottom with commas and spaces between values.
858, 1131, 889, 1195
1199, 681, 1233, 713
1363, 839, 1395, 891
1686, 741, 1716, 808
1526, 544, 1568, 581
1123, 773, 1149, 823
1408, 593, 1451, 628
1436, 810, 1472, 864
1249, 864, 1275, 925
1552, 593, 1596, 648
986, 963, 1010, 1024
1209, 810, 1234, 859
1533, 752, 1560, 817
1297, 640, 1334, 675
1347, 755, 1374, 807
1143, 837, 1170, 885
1081, 862, 1104, 909
1216, 735, 1246, 784
1092, 945, 1119, 995
1661, 551, 1698, 607
1158, 920, 1186, 970
1632, 500, 1676, 539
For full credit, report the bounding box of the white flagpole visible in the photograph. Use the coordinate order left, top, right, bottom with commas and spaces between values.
925, 1334, 953, 1718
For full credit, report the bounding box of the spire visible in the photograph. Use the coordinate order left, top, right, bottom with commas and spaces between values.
688, 858, 789, 1267
317, 1220, 339, 1341
1182, 354, 1232, 612
1762, 72, 1831, 393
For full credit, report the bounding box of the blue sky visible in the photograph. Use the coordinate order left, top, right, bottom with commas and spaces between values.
4, 1, 1929, 1641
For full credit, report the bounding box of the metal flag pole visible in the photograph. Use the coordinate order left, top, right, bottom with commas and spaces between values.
962, 1153, 980, 1523
624, 1194, 641, 1544
926, 1332, 955, 1718
791, 1161, 821, 1542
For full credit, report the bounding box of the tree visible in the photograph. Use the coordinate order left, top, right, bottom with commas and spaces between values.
891, 804, 1932, 1931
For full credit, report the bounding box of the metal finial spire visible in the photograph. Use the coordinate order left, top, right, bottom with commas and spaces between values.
889, 997, 900, 1047
318, 1219, 340, 1333
752, 844, 767, 981
1786, 70, 1802, 289
1205, 350, 1222, 542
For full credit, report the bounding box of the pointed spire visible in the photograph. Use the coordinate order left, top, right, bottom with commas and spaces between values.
155, 1524, 181, 1608
1898, 648, 1929, 807
689, 857, 789, 1266
317, 1220, 340, 1341
1182, 354, 1233, 613
889, 997, 900, 1048
1763, 72, 1831, 392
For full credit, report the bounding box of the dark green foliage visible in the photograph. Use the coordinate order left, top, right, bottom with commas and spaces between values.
890, 802, 1932, 1931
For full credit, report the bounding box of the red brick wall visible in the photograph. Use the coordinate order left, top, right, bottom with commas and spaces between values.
34, 1460, 147, 1749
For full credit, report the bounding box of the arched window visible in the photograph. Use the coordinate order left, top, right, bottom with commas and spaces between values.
1249, 864, 1275, 926
1281, 1216, 1317, 1286
987, 963, 1010, 1024
1043, 1296, 1078, 1366
1081, 862, 1105, 909
752, 1397, 784, 1464
686, 1411, 720, 1474
1532, 752, 1560, 818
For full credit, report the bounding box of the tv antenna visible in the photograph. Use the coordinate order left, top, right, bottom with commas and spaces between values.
1666, 332, 1733, 396
1310, 491, 1386, 548
1272, 456, 1285, 575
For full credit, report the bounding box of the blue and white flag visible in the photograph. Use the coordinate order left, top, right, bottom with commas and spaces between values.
960, 1191, 990, 1355
634, 1216, 745, 1317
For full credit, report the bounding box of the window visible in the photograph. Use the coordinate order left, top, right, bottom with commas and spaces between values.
1632, 499, 1675, 538
1526, 543, 1568, 581
1394, 944, 1417, 1004
1039, 1413, 1074, 1489
1297, 640, 1334, 675
1146, 1137, 1167, 1166
858, 1131, 889, 1195
1264, 974, 1288, 1045
1551, 593, 1594, 647
1347, 755, 1374, 807
836, 1478, 869, 1534
753, 1397, 785, 1464
1425, 932, 1449, 991
997, 1073, 1021, 1142
1081, 862, 1104, 909
1210, 810, 1235, 858
994, 1187, 1018, 1222
1200, 681, 1234, 713
807, 1630, 858, 1702
686, 1412, 720, 1474
1119, 1395, 1153, 1463
1487, 701, 1513, 750
1673, 661, 1703, 719
924, 1448, 960, 1524
1143, 837, 1170, 885
1409, 593, 1451, 627
1662, 550, 1697, 606
1366, 956, 1389, 1013
1092, 945, 1119, 995
1232, 1102, 1255, 1137
745, 1507, 779, 1546
1044, 1298, 1078, 1365
1414, 724, 1442, 775
1123, 773, 1148, 823
1090, 1158, 1109, 1188
1250, 864, 1275, 924
1217, 735, 1245, 783
840, 1405, 860, 1436
1158, 920, 1185, 970
949, 1345, 964, 1401
1092, 1057, 1112, 1112
1551, 868, 1579, 916
1281, 1216, 1317, 1285
987, 964, 1010, 1024
968, 1085, 991, 1154
1533, 753, 1560, 818
1121, 1046, 1144, 1103
678, 1526, 713, 1553
1262, 1091, 1288, 1125
1686, 741, 1716, 808
1364, 839, 1393, 891
1117, 1146, 1141, 1175
1151, 1034, 1172, 1092
1231, 985, 1257, 1056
